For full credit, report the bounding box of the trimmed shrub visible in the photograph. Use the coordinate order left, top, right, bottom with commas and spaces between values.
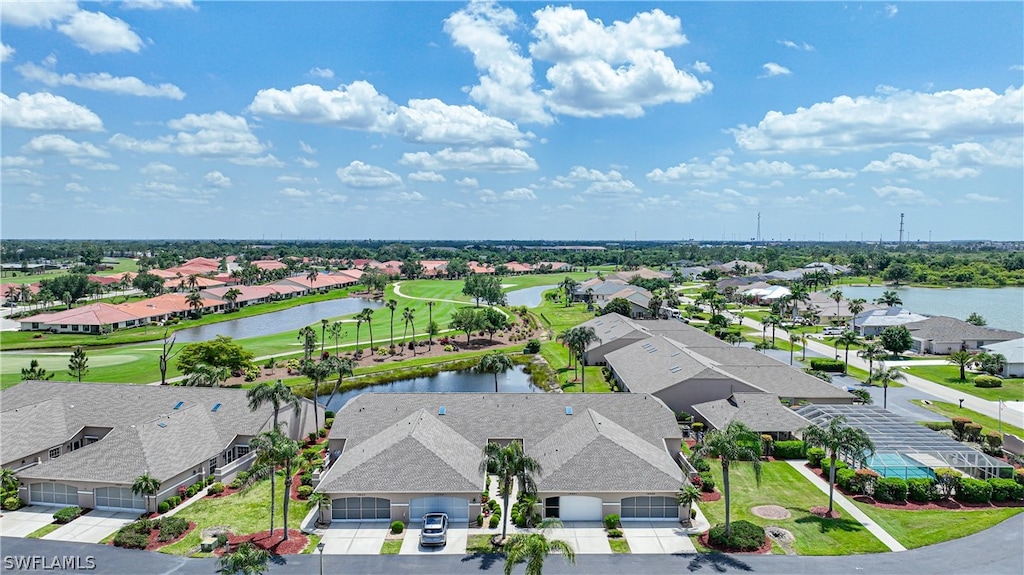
874, 477, 908, 503
1015, 468, 1024, 486
476, 514, 484, 527
113, 529, 149, 549
607, 528, 623, 538
524, 339, 541, 354
934, 468, 961, 499
208, 482, 225, 495
603, 514, 620, 530
308, 431, 318, 442
157, 501, 170, 514
157, 516, 189, 542
390, 521, 404, 534
488, 499, 500, 514
955, 477, 993, 503
236, 471, 250, 483
228, 479, 242, 490
167, 496, 182, 508
318, 428, 327, 438
951, 417, 972, 441
807, 447, 826, 468
324, 417, 334, 429
987, 478, 1024, 502
53, 506, 82, 524
693, 458, 712, 473
772, 440, 806, 460
488, 514, 500, 529
835, 468, 858, 493
821, 459, 848, 480
809, 358, 846, 372
300, 473, 313, 487
707, 520, 765, 551
699, 472, 716, 493
974, 375, 1003, 388
907, 478, 939, 502
324, 410, 335, 419
922, 422, 953, 432
964, 423, 983, 443
3, 496, 23, 511
297, 486, 313, 499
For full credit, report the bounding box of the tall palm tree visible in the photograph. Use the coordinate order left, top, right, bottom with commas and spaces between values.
503, 518, 576, 575
426, 301, 436, 351
857, 342, 886, 381
360, 308, 376, 351
306, 267, 319, 286
324, 356, 355, 408
385, 299, 398, 350
249, 430, 284, 535
297, 326, 317, 362
132, 472, 161, 513
875, 290, 902, 307
801, 415, 875, 515
871, 365, 906, 410
556, 328, 575, 373
223, 287, 241, 311
277, 437, 301, 540
559, 276, 579, 307
183, 363, 229, 387
320, 319, 329, 356
326, 321, 345, 357
835, 331, 861, 375
478, 352, 514, 392
300, 359, 334, 432
186, 274, 199, 291
402, 307, 415, 355
247, 380, 301, 430
481, 441, 541, 542
792, 333, 808, 361
186, 290, 204, 315
763, 314, 782, 346
569, 326, 601, 393
830, 289, 844, 319
218, 541, 270, 575
788, 283, 810, 321
354, 314, 365, 353
947, 350, 975, 381
693, 422, 762, 537
848, 298, 867, 331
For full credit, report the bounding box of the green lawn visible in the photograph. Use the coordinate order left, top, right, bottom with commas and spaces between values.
608, 537, 630, 553
698, 461, 888, 555
851, 501, 1023, 549
380, 539, 403, 554
903, 365, 1024, 402
158, 476, 308, 555
25, 523, 62, 539
532, 297, 599, 334
911, 400, 1024, 438
466, 533, 499, 554
539, 341, 611, 393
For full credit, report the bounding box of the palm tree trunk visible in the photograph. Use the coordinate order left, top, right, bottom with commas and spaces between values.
844, 346, 850, 375
282, 461, 291, 540
580, 353, 586, 393
494, 373, 499, 393
501, 483, 510, 540
313, 381, 320, 432
827, 454, 837, 514
723, 460, 731, 537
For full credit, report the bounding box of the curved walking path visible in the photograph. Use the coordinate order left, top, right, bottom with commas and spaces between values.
786, 461, 906, 552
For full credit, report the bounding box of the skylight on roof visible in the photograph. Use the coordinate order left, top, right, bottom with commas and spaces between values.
211, 403, 222, 412
438, 406, 446, 415
157, 422, 167, 428
565, 406, 573, 415
173, 401, 184, 410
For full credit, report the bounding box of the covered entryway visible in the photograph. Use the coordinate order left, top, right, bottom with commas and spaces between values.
620, 496, 679, 520
409, 496, 469, 523
331, 497, 391, 521
28, 483, 78, 507
94, 487, 145, 513
555, 496, 603, 521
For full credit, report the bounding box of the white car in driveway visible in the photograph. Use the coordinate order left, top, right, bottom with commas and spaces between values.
419, 513, 448, 547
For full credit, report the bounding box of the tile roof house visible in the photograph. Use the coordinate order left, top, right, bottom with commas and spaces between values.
316, 393, 685, 524
3, 381, 320, 513
902, 316, 1023, 354
19, 303, 146, 334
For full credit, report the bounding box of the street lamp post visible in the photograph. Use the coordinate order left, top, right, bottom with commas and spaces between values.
317, 541, 325, 575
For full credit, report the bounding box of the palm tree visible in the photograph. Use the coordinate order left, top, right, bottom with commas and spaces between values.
0, 468, 18, 494
677, 484, 702, 524
277, 436, 301, 540
830, 289, 844, 319
835, 331, 861, 375
503, 517, 576, 575
871, 365, 906, 410
426, 301, 436, 350
402, 307, 415, 355
481, 441, 541, 542
306, 267, 319, 286
857, 342, 886, 380
320, 318, 329, 356
478, 352, 514, 392
801, 415, 875, 515
186, 290, 204, 316
556, 328, 575, 373
692, 421, 762, 537
788, 283, 810, 321
569, 326, 600, 393
559, 276, 579, 307
132, 472, 161, 513
792, 333, 808, 361
62, 290, 73, 310
385, 299, 397, 350
354, 314, 365, 354
324, 356, 355, 408
223, 287, 241, 311
763, 314, 782, 346
218, 541, 269, 575
250, 430, 284, 536
300, 359, 334, 432
948, 350, 975, 381
875, 290, 902, 307
307, 492, 331, 526
326, 321, 345, 357
359, 308, 376, 351
183, 363, 229, 387
247, 379, 301, 429
848, 298, 867, 331
297, 326, 317, 362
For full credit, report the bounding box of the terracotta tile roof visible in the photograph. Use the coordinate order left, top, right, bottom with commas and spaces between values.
21, 303, 143, 326
251, 260, 287, 271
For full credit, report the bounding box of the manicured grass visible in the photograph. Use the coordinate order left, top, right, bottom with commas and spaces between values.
911, 400, 1024, 438
850, 501, 1023, 549
466, 534, 499, 554
539, 341, 611, 393
533, 297, 598, 334
698, 461, 888, 555
380, 539, 403, 554
25, 523, 61, 539
608, 537, 630, 553
903, 365, 1024, 402
302, 534, 322, 554
158, 476, 307, 555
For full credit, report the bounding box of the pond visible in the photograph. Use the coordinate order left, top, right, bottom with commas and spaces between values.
837, 286, 1024, 332
323, 365, 540, 412
505, 284, 557, 308
172, 297, 383, 343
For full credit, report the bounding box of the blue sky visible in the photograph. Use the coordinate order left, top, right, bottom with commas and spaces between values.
1, 1, 1021, 241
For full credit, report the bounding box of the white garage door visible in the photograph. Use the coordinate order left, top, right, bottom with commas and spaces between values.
557, 496, 603, 521
95, 487, 145, 513
29, 483, 78, 507
409, 496, 469, 523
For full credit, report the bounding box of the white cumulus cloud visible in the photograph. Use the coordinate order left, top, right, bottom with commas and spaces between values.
57, 10, 144, 54
1, 91, 104, 131
23, 134, 108, 157
1, 43, 14, 62
760, 62, 792, 77
121, 0, 196, 10
248, 81, 396, 132
17, 61, 185, 99
408, 171, 446, 182
873, 185, 939, 206
646, 155, 732, 182
0, 1, 78, 27
204, 171, 232, 188
309, 67, 334, 79
336, 161, 403, 188
400, 147, 538, 172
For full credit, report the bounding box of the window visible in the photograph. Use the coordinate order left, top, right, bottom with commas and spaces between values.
72, 325, 79, 332
235, 445, 250, 458
48, 446, 61, 459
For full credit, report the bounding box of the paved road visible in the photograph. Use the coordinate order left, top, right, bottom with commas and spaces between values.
2, 513, 1022, 574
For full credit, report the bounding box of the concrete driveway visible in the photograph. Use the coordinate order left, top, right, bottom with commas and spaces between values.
622, 520, 696, 554
320, 522, 389, 555
0, 505, 60, 538
42, 509, 137, 543
545, 521, 610, 554
400, 521, 468, 554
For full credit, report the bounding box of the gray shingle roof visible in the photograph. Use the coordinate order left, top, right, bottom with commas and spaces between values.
691, 393, 812, 433
982, 338, 1024, 364
605, 336, 732, 394
578, 314, 647, 350
718, 365, 852, 400
904, 316, 1022, 342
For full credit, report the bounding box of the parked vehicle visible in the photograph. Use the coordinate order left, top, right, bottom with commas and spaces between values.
419, 512, 448, 547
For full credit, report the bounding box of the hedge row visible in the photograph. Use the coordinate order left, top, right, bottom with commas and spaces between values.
772, 440, 806, 460
809, 358, 846, 372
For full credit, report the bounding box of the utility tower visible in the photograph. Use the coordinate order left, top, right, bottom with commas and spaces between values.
756, 212, 761, 243
898, 213, 905, 245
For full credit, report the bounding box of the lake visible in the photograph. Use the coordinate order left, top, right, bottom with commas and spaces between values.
323, 365, 540, 412
505, 284, 556, 307
837, 286, 1024, 332
173, 297, 383, 343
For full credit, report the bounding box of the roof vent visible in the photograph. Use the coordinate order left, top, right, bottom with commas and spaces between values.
565, 406, 573, 415
647, 347, 657, 353
173, 401, 184, 410
211, 403, 222, 412
438, 406, 446, 415
669, 365, 682, 373
157, 422, 168, 428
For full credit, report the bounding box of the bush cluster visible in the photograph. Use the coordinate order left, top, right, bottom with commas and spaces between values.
603, 514, 620, 530
3, 496, 23, 511
157, 517, 189, 542
907, 478, 940, 502
390, 521, 404, 534
973, 375, 1003, 388
693, 458, 712, 473
297, 486, 313, 499
707, 520, 764, 551
987, 478, 1023, 502
523, 339, 542, 354
807, 447, 826, 468
772, 440, 806, 460
874, 477, 908, 503
488, 514, 500, 528
157, 501, 170, 514
821, 460, 848, 480
955, 478, 993, 503
53, 506, 82, 524
208, 482, 225, 495
835, 468, 858, 493
809, 358, 846, 372
698, 472, 716, 493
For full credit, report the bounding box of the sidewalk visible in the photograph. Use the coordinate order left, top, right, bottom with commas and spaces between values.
786, 461, 906, 552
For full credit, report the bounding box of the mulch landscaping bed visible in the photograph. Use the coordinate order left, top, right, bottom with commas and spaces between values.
701, 491, 722, 503
205, 485, 241, 499
145, 522, 196, 551
289, 473, 307, 501
808, 506, 841, 519
850, 495, 1024, 511
214, 529, 308, 556
697, 531, 772, 554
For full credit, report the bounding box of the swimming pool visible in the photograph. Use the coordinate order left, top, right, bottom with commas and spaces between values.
867, 453, 934, 479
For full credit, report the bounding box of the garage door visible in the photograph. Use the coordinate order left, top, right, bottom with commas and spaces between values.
29, 483, 78, 507
557, 496, 603, 521
331, 497, 391, 521
95, 487, 145, 513
409, 496, 469, 523
620, 496, 679, 520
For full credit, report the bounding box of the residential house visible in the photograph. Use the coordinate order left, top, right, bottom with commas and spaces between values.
854, 307, 929, 337
691, 393, 812, 440
19, 303, 147, 334
981, 338, 1024, 378
902, 316, 1023, 355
